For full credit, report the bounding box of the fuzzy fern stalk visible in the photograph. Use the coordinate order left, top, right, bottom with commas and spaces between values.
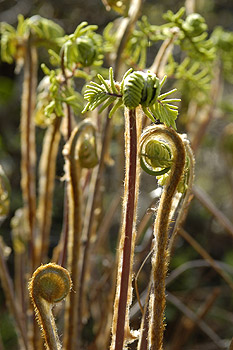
28, 263, 72, 350
37, 117, 62, 263
110, 106, 141, 350
63, 121, 98, 350
139, 125, 186, 350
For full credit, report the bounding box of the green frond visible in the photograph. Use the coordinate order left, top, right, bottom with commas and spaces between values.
150, 102, 178, 130
158, 89, 178, 100
82, 69, 123, 116
108, 99, 124, 118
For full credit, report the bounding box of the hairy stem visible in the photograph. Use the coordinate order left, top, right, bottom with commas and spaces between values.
38, 117, 61, 263
140, 125, 185, 350
111, 108, 139, 350
63, 126, 83, 350
77, 114, 111, 328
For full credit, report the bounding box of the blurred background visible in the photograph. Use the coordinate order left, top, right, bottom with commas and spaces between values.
0, 0, 233, 349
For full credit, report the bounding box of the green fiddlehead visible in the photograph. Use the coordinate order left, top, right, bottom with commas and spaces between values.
77, 123, 99, 169
83, 67, 180, 128
140, 138, 172, 176
28, 263, 72, 350
122, 70, 160, 109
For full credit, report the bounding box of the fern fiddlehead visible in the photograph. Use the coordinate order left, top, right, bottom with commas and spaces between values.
28, 263, 72, 350
122, 70, 160, 109
83, 67, 180, 128
139, 125, 186, 350
140, 138, 172, 176
63, 120, 98, 350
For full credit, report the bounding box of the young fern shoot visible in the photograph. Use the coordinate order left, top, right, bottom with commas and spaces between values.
83, 67, 181, 350
62, 120, 98, 350
139, 125, 186, 350
28, 263, 72, 350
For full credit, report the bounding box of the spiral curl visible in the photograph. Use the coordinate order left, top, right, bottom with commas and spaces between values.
28, 263, 72, 350
29, 263, 72, 304
78, 133, 98, 169
140, 137, 172, 176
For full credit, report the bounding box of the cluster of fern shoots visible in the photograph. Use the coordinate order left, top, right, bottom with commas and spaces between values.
0, 1, 233, 350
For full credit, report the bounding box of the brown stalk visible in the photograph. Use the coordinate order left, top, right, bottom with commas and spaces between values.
0, 241, 28, 350
114, 0, 143, 75
171, 287, 220, 350
149, 29, 179, 78
77, 113, 112, 331
63, 125, 84, 350
179, 228, 233, 291
77, 0, 142, 334
20, 38, 37, 271
55, 49, 73, 267
110, 108, 140, 350
37, 117, 61, 263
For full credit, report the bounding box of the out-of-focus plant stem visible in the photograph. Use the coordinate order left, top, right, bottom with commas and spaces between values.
38, 117, 61, 263
0, 241, 28, 350
20, 37, 37, 271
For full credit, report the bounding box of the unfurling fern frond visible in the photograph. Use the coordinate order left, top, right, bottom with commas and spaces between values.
140, 139, 172, 176
83, 68, 180, 128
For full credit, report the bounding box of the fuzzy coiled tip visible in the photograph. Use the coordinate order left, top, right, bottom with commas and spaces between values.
29, 263, 72, 304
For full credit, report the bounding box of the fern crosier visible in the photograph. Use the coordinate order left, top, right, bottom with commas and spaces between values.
140, 139, 172, 176
83, 67, 180, 128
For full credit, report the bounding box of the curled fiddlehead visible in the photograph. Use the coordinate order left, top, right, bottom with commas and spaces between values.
77, 123, 99, 169
28, 263, 72, 350
139, 125, 186, 350
140, 137, 172, 176
140, 130, 193, 195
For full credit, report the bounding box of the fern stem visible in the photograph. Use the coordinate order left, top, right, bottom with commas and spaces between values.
38, 117, 61, 263
0, 241, 28, 349
150, 33, 178, 78
63, 126, 83, 350
77, 114, 111, 329
111, 108, 139, 350
140, 125, 186, 350
20, 38, 37, 270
